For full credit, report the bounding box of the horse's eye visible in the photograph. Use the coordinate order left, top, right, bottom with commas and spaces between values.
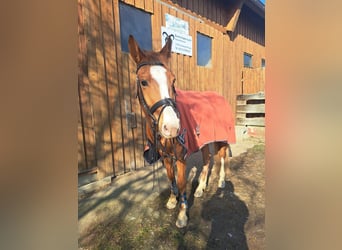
140, 80, 148, 87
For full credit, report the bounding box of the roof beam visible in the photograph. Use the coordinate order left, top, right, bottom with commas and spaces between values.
226, 0, 245, 32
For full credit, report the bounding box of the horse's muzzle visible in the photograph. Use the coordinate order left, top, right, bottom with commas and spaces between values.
159, 106, 180, 138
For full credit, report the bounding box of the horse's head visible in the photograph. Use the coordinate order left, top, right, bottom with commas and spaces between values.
128, 35, 180, 139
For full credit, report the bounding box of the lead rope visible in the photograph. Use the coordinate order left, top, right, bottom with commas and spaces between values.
152, 120, 159, 191
152, 160, 161, 191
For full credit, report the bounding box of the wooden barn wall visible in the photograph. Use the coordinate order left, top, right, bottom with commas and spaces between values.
231, 5, 265, 95
78, 0, 265, 182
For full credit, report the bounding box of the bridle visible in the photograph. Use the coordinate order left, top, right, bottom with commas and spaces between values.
135, 61, 179, 134
135, 61, 186, 164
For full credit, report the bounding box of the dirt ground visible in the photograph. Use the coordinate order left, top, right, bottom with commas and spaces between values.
79, 139, 265, 250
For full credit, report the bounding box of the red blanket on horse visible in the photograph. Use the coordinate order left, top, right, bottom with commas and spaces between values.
176, 89, 236, 157
143, 89, 236, 163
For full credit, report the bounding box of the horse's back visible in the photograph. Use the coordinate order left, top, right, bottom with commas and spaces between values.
175, 89, 236, 156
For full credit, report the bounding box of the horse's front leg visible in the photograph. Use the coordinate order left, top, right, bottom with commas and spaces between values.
175, 159, 188, 228
164, 158, 178, 210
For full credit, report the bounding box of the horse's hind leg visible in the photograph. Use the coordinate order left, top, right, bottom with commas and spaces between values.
194, 145, 210, 198
217, 143, 229, 188
164, 158, 178, 209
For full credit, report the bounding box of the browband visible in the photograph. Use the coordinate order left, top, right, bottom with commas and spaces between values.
136, 61, 165, 73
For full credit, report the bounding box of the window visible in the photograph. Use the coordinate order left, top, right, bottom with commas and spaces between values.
261, 58, 266, 68
119, 2, 152, 53
197, 32, 212, 67
243, 52, 253, 68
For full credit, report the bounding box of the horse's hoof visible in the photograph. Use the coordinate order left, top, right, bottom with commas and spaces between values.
218, 179, 226, 188
166, 196, 177, 209
176, 210, 188, 228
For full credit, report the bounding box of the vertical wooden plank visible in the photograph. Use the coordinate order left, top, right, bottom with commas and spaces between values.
78, 0, 88, 172
135, 0, 144, 10
212, 28, 219, 93
78, 107, 87, 171
152, 0, 162, 51
189, 16, 196, 91
84, 0, 99, 171
221, 32, 228, 101
85, 0, 112, 179
222, 33, 232, 110
101, 0, 124, 177
193, 20, 199, 91
121, 53, 136, 172
79, 1, 97, 170
176, 11, 184, 88
128, 54, 144, 170
112, 0, 128, 174
203, 24, 210, 91
144, 0, 153, 13
182, 13, 190, 91
101, 0, 128, 177
166, 6, 178, 75
96, 0, 117, 178
193, 17, 199, 91
208, 25, 215, 92
79, 83, 97, 168
84, 126, 97, 167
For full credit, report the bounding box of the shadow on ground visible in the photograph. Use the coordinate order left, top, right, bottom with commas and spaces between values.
79, 143, 265, 249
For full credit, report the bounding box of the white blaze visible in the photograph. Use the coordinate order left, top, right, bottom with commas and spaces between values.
150, 66, 169, 98
150, 65, 179, 137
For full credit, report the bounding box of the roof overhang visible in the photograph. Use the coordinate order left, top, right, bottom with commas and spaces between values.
226, 0, 265, 32
245, 0, 265, 19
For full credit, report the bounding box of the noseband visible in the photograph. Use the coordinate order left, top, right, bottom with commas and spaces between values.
135, 61, 179, 131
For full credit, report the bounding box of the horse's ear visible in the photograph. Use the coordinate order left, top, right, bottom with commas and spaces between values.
160, 36, 172, 60
128, 35, 145, 64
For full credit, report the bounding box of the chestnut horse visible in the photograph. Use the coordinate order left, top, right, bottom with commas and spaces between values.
128, 35, 234, 228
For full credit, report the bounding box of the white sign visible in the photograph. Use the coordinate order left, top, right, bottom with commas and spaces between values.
165, 14, 189, 34
161, 27, 192, 57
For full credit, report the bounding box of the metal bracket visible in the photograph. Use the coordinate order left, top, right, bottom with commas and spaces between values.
126, 112, 137, 129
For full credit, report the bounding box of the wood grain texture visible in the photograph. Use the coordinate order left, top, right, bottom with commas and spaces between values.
78, 0, 265, 183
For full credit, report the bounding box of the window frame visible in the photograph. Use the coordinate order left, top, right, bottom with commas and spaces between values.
261, 58, 266, 68
196, 32, 212, 67
243, 52, 253, 68
119, 2, 152, 53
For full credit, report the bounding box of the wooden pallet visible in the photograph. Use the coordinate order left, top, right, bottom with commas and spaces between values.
236, 93, 265, 127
